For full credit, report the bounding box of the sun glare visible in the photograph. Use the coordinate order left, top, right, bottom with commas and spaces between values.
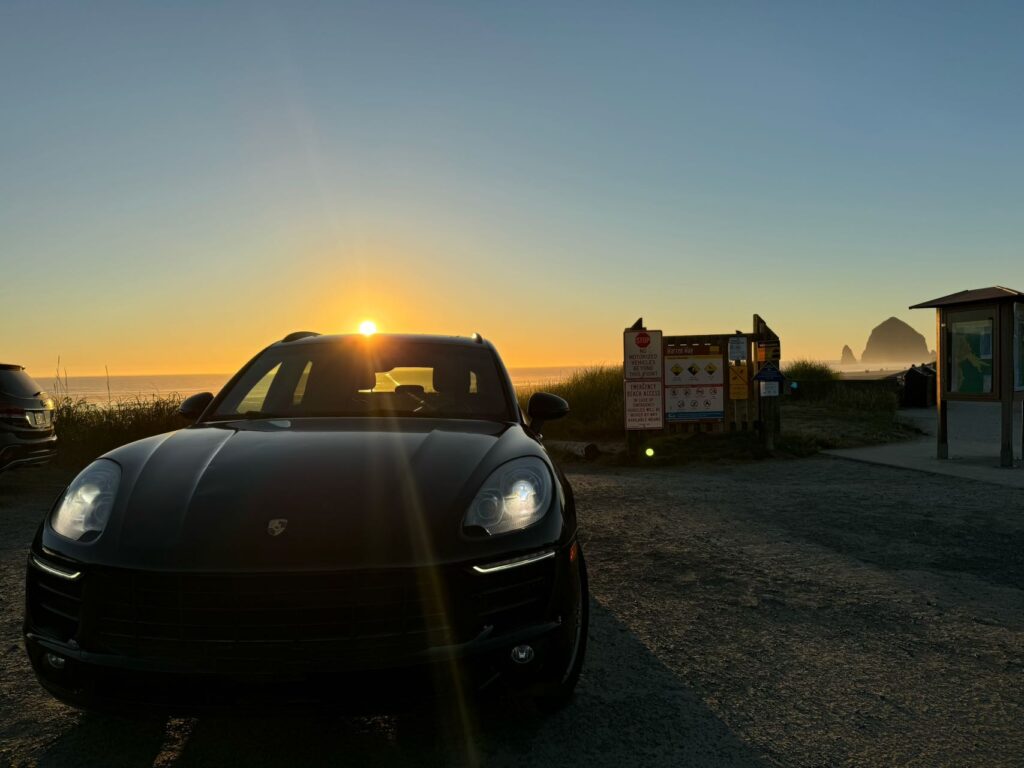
359, 320, 377, 336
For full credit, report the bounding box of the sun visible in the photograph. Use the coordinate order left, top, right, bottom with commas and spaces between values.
359, 320, 377, 336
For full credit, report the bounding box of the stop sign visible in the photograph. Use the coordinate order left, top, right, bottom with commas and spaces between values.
635, 332, 651, 348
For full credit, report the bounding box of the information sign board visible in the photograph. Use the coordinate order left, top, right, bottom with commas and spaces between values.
728, 336, 747, 362
753, 361, 785, 382
665, 384, 725, 421
624, 380, 665, 430
728, 366, 749, 400
664, 343, 725, 421
756, 341, 781, 364
760, 381, 780, 397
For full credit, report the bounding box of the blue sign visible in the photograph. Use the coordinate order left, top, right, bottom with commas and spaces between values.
753, 362, 785, 382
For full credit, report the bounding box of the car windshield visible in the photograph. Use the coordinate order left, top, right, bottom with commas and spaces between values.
210, 338, 516, 422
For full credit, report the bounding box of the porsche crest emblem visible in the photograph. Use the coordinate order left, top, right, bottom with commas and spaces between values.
267, 519, 288, 537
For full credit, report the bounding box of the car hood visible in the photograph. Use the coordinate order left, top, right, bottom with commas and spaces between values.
62, 418, 562, 571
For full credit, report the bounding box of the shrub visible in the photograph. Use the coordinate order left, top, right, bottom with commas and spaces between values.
782, 359, 838, 382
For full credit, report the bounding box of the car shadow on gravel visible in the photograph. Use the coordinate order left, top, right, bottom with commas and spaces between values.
31, 602, 767, 768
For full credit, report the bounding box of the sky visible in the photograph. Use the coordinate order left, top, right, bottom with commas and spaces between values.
2, 1, 1022, 376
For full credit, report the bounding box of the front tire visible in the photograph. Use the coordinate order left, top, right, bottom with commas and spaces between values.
534, 545, 589, 711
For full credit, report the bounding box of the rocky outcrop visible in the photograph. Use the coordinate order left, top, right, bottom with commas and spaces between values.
860, 317, 930, 364
840, 345, 857, 365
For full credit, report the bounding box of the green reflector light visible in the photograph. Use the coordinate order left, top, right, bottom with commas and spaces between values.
645, 448, 655, 457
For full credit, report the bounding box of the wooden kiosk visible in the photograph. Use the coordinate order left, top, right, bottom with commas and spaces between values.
622, 314, 782, 455
910, 287, 1024, 467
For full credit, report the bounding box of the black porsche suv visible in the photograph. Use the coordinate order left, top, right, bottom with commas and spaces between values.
24, 332, 588, 713
1, 365, 56, 473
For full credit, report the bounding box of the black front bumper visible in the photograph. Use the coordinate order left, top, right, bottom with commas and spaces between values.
0, 431, 57, 472
24, 545, 580, 713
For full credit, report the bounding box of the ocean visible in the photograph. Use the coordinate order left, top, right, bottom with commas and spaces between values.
33, 367, 591, 404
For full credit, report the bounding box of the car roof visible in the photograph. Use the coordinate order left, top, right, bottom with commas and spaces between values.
271, 332, 491, 349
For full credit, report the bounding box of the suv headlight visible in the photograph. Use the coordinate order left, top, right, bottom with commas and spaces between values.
51, 459, 121, 542
464, 457, 553, 536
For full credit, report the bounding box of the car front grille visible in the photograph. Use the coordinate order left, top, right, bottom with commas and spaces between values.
26, 562, 84, 644
88, 568, 462, 668
53, 559, 558, 670
471, 567, 552, 632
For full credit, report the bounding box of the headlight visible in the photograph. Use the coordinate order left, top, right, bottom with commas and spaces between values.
464, 457, 553, 536
51, 459, 121, 541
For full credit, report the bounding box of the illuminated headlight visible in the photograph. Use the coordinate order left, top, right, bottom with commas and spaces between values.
464, 457, 553, 536
51, 459, 121, 541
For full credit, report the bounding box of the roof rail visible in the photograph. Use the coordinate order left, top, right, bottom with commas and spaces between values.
472, 332, 484, 344
280, 331, 321, 343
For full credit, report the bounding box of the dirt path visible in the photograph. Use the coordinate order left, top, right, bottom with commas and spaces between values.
1, 458, 1021, 766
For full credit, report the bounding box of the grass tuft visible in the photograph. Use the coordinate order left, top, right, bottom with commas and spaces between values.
782, 359, 839, 382
53, 395, 187, 468
516, 365, 624, 440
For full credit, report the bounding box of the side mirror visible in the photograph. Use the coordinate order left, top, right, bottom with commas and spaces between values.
179, 392, 214, 422
527, 392, 569, 436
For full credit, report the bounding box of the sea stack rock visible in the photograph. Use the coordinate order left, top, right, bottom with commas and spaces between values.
840, 345, 857, 365
860, 317, 930, 364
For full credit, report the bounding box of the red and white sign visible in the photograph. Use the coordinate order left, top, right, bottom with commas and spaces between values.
623, 330, 663, 380
625, 380, 664, 430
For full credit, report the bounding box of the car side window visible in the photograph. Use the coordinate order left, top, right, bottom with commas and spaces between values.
292, 361, 312, 405
235, 363, 281, 413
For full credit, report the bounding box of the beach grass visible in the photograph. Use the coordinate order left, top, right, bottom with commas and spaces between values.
515, 365, 624, 441
779, 399, 913, 454
782, 358, 839, 381
52, 395, 186, 467
783, 358, 898, 412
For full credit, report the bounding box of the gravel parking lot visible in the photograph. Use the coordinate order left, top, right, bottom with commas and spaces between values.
1, 458, 1022, 767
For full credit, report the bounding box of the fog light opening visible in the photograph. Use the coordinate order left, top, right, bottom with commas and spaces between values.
511, 645, 535, 665
45, 653, 66, 670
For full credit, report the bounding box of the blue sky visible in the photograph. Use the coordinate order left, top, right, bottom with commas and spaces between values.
2, 1, 1022, 373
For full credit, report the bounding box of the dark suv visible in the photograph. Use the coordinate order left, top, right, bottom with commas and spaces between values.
24, 333, 586, 713
0, 365, 57, 473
